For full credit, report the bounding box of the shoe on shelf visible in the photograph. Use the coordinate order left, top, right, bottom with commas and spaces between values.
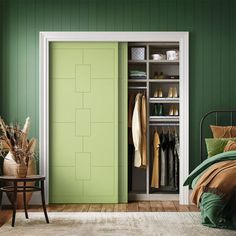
169, 105, 174, 116
158, 88, 163, 98
157, 72, 165, 80
153, 104, 158, 116
154, 72, 159, 80
153, 89, 158, 98
173, 87, 178, 98
168, 87, 173, 98
158, 103, 164, 116
174, 106, 179, 116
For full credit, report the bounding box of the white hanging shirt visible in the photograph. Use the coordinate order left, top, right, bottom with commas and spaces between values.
132, 93, 142, 167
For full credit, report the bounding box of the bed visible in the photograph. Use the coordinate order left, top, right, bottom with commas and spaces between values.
184, 110, 236, 229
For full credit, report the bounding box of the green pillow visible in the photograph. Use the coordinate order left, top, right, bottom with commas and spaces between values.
205, 138, 236, 157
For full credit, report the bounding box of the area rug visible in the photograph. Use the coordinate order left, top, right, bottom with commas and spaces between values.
0, 212, 235, 236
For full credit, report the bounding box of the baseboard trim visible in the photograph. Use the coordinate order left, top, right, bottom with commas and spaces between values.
1, 190, 194, 205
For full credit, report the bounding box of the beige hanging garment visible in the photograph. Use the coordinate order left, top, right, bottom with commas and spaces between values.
141, 94, 147, 167
151, 129, 160, 188
132, 93, 142, 167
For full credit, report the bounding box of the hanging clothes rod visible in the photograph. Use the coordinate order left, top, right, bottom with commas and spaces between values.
128, 86, 147, 89
149, 123, 179, 126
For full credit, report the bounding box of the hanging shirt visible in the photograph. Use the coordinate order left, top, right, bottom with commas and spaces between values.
168, 132, 175, 188
151, 129, 160, 188
160, 132, 168, 186
132, 93, 142, 167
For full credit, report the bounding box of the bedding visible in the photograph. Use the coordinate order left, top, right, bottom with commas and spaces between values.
224, 140, 236, 152
210, 125, 236, 138
184, 151, 236, 229
205, 137, 236, 157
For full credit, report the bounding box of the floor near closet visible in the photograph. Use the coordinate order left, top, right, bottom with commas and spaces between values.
0, 201, 198, 227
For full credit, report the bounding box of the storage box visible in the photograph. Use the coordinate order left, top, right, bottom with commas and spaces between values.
131, 47, 145, 60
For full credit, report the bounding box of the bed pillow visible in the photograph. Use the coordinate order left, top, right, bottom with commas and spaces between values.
224, 140, 236, 152
210, 125, 236, 138
205, 138, 236, 157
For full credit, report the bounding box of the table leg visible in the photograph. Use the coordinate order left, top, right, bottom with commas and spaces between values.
12, 181, 17, 227
23, 182, 29, 219
41, 180, 49, 223
0, 189, 2, 211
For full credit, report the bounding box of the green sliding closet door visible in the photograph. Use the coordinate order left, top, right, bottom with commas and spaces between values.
49, 42, 118, 203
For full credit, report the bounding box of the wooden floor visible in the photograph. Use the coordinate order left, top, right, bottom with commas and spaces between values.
0, 201, 199, 227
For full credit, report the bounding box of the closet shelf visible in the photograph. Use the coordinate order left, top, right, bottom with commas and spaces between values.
128, 86, 147, 90
149, 98, 179, 103
149, 123, 179, 126
149, 79, 179, 83
149, 60, 179, 64
149, 116, 179, 122
128, 60, 147, 63
128, 79, 147, 82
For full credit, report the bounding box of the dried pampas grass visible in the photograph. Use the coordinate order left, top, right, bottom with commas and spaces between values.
0, 117, 36, 167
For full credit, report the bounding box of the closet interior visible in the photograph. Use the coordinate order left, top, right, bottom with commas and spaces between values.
128, 42, 180, 200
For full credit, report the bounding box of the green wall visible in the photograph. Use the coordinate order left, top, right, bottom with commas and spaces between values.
0, 0, 236, 171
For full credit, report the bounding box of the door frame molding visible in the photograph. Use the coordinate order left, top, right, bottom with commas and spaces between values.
39, 32, 189, 204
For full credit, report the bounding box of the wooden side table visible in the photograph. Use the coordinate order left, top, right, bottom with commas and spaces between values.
0, 175, 49, 227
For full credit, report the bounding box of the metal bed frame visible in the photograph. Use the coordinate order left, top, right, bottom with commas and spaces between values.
200, 110, 236, 162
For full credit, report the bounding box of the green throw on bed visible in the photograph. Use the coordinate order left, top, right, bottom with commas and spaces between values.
184, 151, 236, 229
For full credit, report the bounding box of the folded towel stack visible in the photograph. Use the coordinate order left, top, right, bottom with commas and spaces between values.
129, 70, 147, 79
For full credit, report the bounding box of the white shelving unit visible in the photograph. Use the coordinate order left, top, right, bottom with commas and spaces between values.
128, 42, 182, 201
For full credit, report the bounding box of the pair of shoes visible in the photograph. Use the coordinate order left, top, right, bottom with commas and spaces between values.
169, 105, 179, 116
153, 104, 164, 116
153, 88, 163, 98
167, 87, 178, 98
153, 72, 166, 80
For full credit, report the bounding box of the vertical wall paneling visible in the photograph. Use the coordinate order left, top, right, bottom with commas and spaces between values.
52, 0, 62, 31
17, 0, 27, 123
9, 0, 19, 122
230, 0, 236, 109
79, 0, 89, 31
220, 1, 230, 108
106, 0, 115, 31
88, 0, 96, 31
0, 0, 236, 171
26, 0, 36, 137
0, 1, 8, 120
70, 0, 78, 31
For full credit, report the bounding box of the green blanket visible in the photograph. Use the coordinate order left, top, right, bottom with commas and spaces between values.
184, 151, 236, 229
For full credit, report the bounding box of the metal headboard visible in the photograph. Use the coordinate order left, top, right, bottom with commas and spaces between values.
200, 110, 236, 162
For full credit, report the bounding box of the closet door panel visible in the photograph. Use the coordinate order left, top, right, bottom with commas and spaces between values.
118, 43, 128, 203
83, 79, 114, 122
50, 42, 118, 203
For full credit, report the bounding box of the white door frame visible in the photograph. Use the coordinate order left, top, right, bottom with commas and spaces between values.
39, 32, 189, 204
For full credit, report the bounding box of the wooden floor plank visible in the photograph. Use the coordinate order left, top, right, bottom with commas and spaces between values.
73, 204, 90, 212
101, 204, 115, 212
161, 201, 177, 212
88, 204, 102, 212
113, 203, 127, 212
0, 210, 11, 227
126, 202, 138, 212
150, 201, 164, 212
47, 204, 66, 212
138, 201, 151, 212
188, 204, 199, 212
173, 201, 189, 212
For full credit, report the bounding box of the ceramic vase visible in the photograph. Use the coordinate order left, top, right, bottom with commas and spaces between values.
3, 152, 36, 208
